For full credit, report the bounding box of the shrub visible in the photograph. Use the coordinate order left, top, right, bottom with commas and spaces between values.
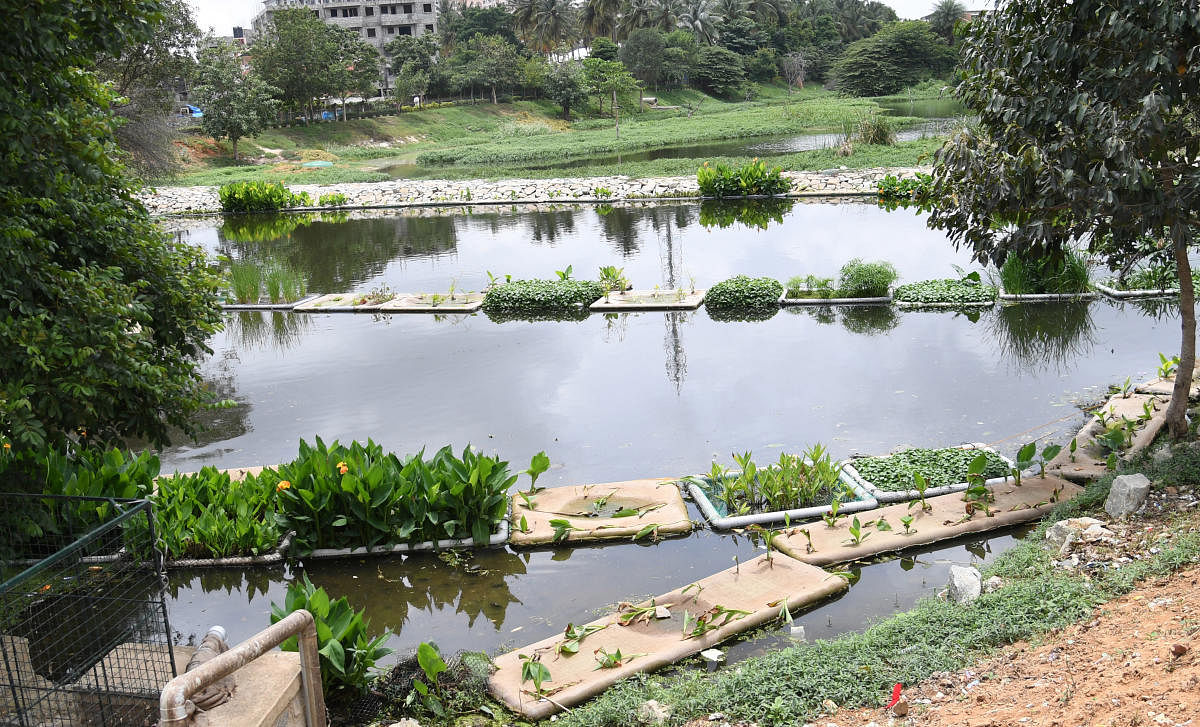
894, 275, 997, 304
481, 279, 605, 313
316, 192, 348, 207
151, 468, 283, 559
271, 574, 392, 695
856, 114, 896, 146
999, 249, 1091, 294
832, 21, 956, 97
218, 181, 311, 214
837, 259, 899, 297
705, 275, 783, 310
275, 438, 515, 554
692, 46, 746, 97
697, 160, 791, 198
877, 172, 933, 201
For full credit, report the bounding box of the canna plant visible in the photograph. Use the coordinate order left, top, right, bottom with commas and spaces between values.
909, 472, 933, 512
899, 514, 916, 535
519, 655, 551, 698
844, 516, 871, 546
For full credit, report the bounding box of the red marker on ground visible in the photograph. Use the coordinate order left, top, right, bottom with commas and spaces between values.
885, 683, 903, 710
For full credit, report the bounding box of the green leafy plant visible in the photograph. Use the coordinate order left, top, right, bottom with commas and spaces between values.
270, 574, 392, 695
844, 516, 871, 546
853, 447, 1009, 492
822, 497, 844, 528
899, 514, 916, 535
317, 192, 348, 207
524, 451, 550, 493
692, 446, 853, 515
697, 159, 791, 198
593, 647, 641, 669
876, 172, 932, 202
151, 467, 283, 559
555, 265, 574, 281
407, 642, 449, 716
218, 181, 311, 213
785, 274, 835, 299
893, 277, 997, 305
837, 258, 899, 298
518, 654, 551, 698
1035, 444, 1062, 477
275, 438, 515, 554
632, 522, 662, 541
550, 518, 579, 543
681, 605, 752, 639
617, 600, 660, 627
557, 623, 607, 655
961, 453, 996, 517
705, 275, 784, 311
481, 278, 605, 314
909, 471, 933, 512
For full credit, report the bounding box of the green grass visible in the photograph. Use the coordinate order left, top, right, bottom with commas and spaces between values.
558, 458, 1200, 727
162, 88, 937, 187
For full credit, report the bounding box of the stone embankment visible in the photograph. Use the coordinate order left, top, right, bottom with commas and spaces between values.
140, 167, 929, 216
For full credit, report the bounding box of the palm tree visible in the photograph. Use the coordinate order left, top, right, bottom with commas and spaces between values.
619, 0, 654, 39
436, 0, 461, 56
747, 0, 785, 25
678, 0, 720, 43
647, 0, 681, 32
714, 0, 747, 23
533, 0, 577, 53
581, 0, 621, 41
510, 0, 540, 47
926, 0, 965, 44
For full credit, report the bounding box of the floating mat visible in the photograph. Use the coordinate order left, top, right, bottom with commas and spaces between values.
773, 475, 1082, 566
1047, 393, 1167, 483
589, 290, 705, 311
509, 479, 692, 546
488, 553, 846, 720
377, 292, 484, 313
1136, 365, 1200, 398
292, 293, 387, 312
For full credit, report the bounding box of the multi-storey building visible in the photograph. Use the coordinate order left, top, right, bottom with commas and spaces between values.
251, 0, 438, 59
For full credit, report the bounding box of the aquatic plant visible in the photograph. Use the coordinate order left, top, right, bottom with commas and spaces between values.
999, 249, 1091, 294
704, 275, 783, 311
228, 260, 263, 303
264, 262, 307, 303
151, 467, 282, 559
893, 274, 996, 305
852, 447, 1009, 492
837, 258, 899, 298
692, 446, 852, 515
482, 278, 606, 313
697, 159, 791, 198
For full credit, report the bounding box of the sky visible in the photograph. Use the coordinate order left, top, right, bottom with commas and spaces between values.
189, 0, 956, 37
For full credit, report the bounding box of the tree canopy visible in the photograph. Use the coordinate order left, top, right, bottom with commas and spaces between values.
927, 0, 1200, 437
832, 20, 955, 96
192, 41, 280, 159
0, 0, 224, 450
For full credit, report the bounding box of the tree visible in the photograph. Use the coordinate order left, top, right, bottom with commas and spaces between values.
691, 45, 745, 97
253, 8, 340, 122
95, 0, 199, 177
620, 28, 666, 88
326, 27, 381, 119
678, 0, 721, 44
1, 0, 224, 450
582, 58, 642, 136
780, 50, 809, 91
533, 0, 577, 53
832, 20, 955, 96
545, 59, 588, 118
589, 36, 620, 61
663, 29, 699, 87
581, 0, 621, 41
469, 34, 522, 103
393, 62, 431, 105
454, 6, 521, 47
619, 0, 654, 39
647, 0, 680, 32
926, 0, 965, 45
385, 34, 439, 76
718, 16, 768, 55
192, 41, 281, 160
926, 0, 1200, 438
745, 47, 777, 83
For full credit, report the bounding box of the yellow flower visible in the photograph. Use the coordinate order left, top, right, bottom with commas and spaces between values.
337, 461, 348, 475
276, 480, 292, 492
2, 442, 10, 450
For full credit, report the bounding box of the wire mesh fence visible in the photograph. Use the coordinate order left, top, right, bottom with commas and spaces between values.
1, 493, 176, 726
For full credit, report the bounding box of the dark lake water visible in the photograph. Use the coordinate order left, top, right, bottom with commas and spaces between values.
163, 199, 1176, 666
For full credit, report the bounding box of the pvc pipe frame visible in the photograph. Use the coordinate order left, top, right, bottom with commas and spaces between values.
159, 609, 326, 727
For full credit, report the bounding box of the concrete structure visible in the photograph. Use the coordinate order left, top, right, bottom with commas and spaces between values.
252, 0, 437, 54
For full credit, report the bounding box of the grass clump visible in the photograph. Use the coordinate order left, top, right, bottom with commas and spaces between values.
850, 447, 1009, 491
264, 262, 308, 303
705, 276, 783, 310
785, 274, 835, 299
894, 276, 996, 305
481, 279, 605, 314
999, 249, 1091, 294
228, 261, 263, 303
855, 113, 896, 145
560, 464, 1200, 727
836, 258, 898, 298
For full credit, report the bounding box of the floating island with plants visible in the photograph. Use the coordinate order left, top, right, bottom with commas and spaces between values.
293, 286, 398, 311
842, 444, 1016, 504
1094, 260, 1198, 298
222, 259, 310, 309
894, 271, 998, 307
783, 258, 898, 305
997, 249, 1097, 301
682, 445, 876, 529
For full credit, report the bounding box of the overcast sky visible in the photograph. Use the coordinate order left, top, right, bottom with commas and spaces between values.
190, 0, 963, 36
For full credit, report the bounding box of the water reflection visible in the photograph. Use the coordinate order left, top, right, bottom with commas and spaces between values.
699, 198, 795, 231
230, 310, 312, 352
988, 301, 1098, 372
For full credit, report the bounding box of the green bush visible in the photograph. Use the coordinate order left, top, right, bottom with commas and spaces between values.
316, 192, 348, 207
150, 468, 283, 559
856, 113, 896, 145
697, 160, 791, 198
271, 574, 392, 695
481, 279, 605, 313
894, 276, 997, 304
275, 438, 515, 554
705, 275, 783, 310
999, 249, 1091, 294
876, 172, 932, 201
837, 258, 899, 297
218, 181, 312, 214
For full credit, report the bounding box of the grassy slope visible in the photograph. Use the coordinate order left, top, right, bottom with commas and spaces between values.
553, 448, 1200, 727
163, 86, 936, 187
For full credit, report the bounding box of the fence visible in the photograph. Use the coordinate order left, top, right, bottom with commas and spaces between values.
1, 493, 176, 726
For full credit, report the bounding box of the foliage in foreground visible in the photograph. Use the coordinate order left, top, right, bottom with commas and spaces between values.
697, 160, 791, 198
481, 279, 606, 313
151, 467, 282, 559
1, 0, 224, 450
560, 464, 1200, 727
271, 574, 392, 695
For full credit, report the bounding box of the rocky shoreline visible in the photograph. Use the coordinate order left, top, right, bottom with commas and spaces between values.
140, 166, 929, 216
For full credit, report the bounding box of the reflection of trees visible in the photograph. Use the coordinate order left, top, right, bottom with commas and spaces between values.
698, 199, 795, 231
218, 216, 459, 293
484, 309, 591, 324
1123, 296, 1179, 322
167, 566, 278, 605
305, 550, 528, 634
663, 311, 689, 394
988, 301, 1098, 371
840, 305, 900, 335
707, 306, 779, 323
527, 210, 577, 245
